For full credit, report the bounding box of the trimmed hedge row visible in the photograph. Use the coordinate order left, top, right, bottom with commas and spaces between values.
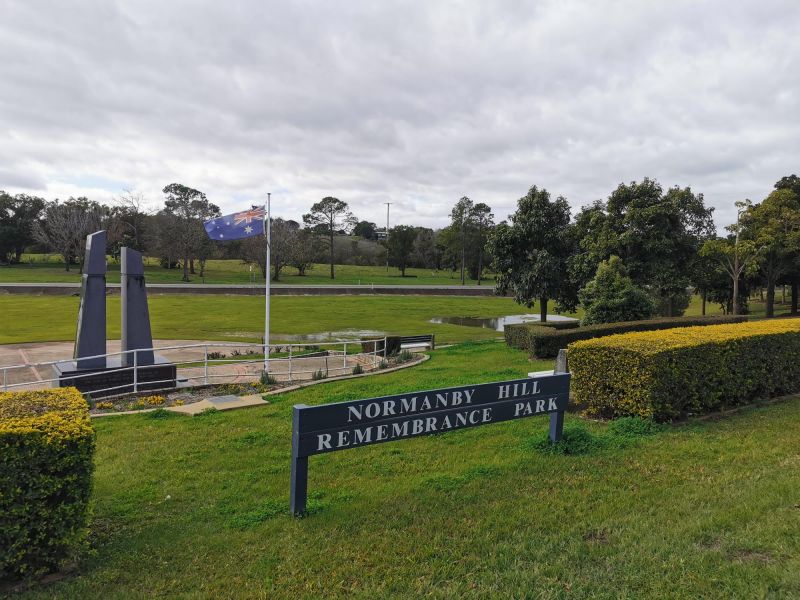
505, 314, 748, 358
0, 388, 95, 580
569, 318, 800, 421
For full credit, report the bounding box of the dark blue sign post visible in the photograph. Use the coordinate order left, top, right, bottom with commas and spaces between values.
290, 372, 570, 515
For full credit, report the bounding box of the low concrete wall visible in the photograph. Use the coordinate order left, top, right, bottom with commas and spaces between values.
0, 282, 503, 297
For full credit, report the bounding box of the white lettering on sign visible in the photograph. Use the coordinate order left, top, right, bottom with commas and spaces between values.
498, 380, 539, 400
345, 388, 477, 423
513, 396, 560, 418
320, 407, 496, 450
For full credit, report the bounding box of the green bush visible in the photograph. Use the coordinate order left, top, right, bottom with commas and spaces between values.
505, 314, 748, 358
578, 256, 655, 325
529, 320, 579, 330
0, 388, 95, 580
569, 319, 800, 421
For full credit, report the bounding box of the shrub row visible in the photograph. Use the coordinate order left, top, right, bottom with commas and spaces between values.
505, 314, 748, 358
0, 388, 95, 580
569, 318, 800, 421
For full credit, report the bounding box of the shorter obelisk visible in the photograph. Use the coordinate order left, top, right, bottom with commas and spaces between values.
120, 247, 155, 367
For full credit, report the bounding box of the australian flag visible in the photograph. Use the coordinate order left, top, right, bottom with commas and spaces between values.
204, 206, 266, 241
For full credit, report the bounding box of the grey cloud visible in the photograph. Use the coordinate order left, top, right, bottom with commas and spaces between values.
1, 0, 799, 230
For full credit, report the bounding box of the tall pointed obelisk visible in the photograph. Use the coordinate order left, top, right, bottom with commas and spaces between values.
120, 247, 154, 366
74, 230, 107, 369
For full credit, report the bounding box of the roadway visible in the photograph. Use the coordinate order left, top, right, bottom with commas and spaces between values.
0, 282, 502, 296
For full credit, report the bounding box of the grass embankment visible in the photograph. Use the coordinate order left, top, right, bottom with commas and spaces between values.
12, 341, 800, 599
0, 294, 531, 345
0, 256, 491, 286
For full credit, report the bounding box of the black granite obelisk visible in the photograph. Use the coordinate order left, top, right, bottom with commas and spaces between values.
120, 247, 155, 366
74, 230, 107, 369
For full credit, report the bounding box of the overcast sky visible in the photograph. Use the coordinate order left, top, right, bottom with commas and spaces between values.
2, 0, 799, 230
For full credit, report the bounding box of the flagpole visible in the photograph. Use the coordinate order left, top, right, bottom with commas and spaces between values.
264, 193, 271, 375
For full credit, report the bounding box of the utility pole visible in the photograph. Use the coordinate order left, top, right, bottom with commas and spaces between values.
385, 202, 391, 274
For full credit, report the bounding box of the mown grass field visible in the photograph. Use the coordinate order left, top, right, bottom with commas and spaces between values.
0, 291, 792, 346
11, 341, 800, 599
0, 294, 533, 345
0, 255, 491, 286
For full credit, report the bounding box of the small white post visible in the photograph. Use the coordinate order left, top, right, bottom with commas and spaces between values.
288, 345, 293, 382
383, 336, 387, 362
343, 342, 347, 370
204, 346, 209, 385
132, 349, 138, 393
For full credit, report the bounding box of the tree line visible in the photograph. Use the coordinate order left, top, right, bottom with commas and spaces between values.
0, 186, 497, 283
2, 175, 798, 318
488, 175, 800, 322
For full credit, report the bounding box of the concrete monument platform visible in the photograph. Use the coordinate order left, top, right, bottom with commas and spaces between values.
53, 355, 177, 398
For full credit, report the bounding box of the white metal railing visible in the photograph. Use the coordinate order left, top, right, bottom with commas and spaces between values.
1, 337, 388, 399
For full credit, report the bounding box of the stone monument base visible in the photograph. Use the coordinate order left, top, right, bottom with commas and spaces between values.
53, 355, 177, 398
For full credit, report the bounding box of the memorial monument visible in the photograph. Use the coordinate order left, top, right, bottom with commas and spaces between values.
55, 232, 176, 397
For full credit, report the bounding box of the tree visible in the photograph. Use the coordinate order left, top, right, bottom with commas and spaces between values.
386, 225, 418, 276
449, 197, 473, 285
745, 185, 800, 317
573, 179, 715, 316
106, 190, 148, 257
578, 256, 655, 325
410, 227, 440, 269
353, 220, 378, 240
240, 218, 300, 281
471, 203, 494, 284
303, 197, 356, 279
0, 191, 45, 263
487, 186, 577, 321
33, 198, 106, 271
700, 201, 761, 316
161, 183, 220, 282
290, 228, 319, 276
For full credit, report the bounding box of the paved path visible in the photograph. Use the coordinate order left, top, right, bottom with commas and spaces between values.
0, 339, 380, 391
0, 282, 499, 296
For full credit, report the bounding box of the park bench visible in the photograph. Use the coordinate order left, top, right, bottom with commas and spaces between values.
399, 334, 435, 350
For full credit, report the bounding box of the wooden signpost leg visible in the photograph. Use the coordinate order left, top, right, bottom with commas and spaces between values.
290, 405, 308, 516
549, 349, 568, 443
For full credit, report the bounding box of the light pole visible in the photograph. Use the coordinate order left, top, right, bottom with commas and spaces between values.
384, 202, 392, 274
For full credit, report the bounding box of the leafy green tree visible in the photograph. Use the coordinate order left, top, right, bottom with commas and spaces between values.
303, 197, 356, 279
449, 197, 473, 285
744, 188, 800, 316
0, 191, 46, 263
573, 179, 715, 316
353, 220, 378, 240
578, 256, 655, 325
471, 203, 494, 284
162, 183, 220, 282
487, 186, 577, 321
387, 225, 418, 276
700, 201, 760, 316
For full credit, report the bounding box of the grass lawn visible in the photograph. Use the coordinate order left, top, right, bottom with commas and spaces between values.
0, 255, 492, 286
12, 341, 800, 599
0, 294, 538, 345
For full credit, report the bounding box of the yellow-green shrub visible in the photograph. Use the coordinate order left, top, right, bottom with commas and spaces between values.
0, 388, 95, 580
506, 314, 746, 358
569, 318, 800, 421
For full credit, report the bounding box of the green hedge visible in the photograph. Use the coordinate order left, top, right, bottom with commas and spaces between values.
569, 319, 800, 421
505, 315, 748, 358
0, 388, 95, 580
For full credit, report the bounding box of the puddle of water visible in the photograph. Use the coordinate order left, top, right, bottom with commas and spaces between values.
429, 314, 577, 332
278, 329, 386, 342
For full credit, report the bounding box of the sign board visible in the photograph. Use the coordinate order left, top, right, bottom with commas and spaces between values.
290, 371, 570, 515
